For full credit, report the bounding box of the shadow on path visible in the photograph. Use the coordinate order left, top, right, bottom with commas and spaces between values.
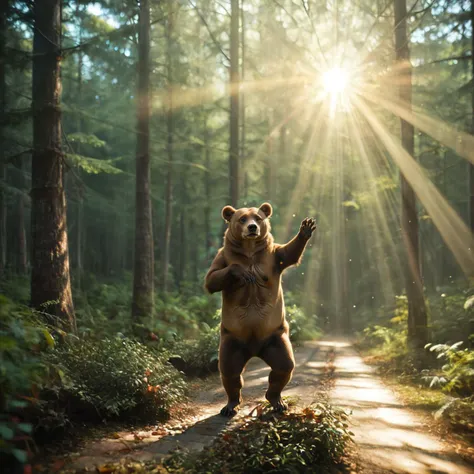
323, 340, 474, 474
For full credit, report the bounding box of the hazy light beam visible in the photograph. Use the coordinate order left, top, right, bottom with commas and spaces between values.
354, 96, 474, 277
359, 87, 474, 165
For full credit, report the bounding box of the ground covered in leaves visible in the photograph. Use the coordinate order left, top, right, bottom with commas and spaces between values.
60, 403, 352, 474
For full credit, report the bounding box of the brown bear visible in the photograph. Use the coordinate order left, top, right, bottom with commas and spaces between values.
205, 202, 316, 416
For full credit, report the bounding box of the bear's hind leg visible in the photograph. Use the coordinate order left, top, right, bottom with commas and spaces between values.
259, 332, 295, 412
219, 336, 251, 417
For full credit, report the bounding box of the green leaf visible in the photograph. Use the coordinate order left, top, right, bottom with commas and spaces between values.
67, 132, 106, 148
8, 400, 28, 409
66, 153, 123, 175
12, 448, 28, 463
464, 295, 474, 310
42, 329, 55, 347
0, 424, 14, 440
18, 423, 33, 434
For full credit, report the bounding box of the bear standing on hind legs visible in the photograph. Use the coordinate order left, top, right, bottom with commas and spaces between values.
204, 202, 316, 416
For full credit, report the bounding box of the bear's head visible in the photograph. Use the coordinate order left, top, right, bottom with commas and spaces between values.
222, 203, 273, 241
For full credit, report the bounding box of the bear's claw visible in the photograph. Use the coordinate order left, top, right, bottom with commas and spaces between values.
300, 217, 316, 239
271, 399, 288, 413
220, 403, 239, 417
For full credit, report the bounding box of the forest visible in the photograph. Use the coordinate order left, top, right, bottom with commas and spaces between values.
1, 0, 474, 472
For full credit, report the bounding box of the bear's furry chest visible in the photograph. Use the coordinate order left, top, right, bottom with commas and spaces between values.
221, 251, 283, 339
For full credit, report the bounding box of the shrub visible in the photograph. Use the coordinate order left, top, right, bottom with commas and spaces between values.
74, 274, 134, 337
45, 338, 187, 420
165, 403, 352, 473
425, 342, 474, 396
0, 297, 53, 466
286, 304, 321, 343
430, 290, 474, 345
84, 404, 353, 474
168, 325, 220, 377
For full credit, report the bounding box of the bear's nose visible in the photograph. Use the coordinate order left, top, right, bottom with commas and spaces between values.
248, 224, 257, 232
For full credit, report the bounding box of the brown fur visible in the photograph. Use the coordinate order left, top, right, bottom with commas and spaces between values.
205, 203, 316, 416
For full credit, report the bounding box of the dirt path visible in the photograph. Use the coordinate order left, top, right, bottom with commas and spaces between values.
67, 342, 328, 470
329, 340, 473, 474
65, 340, 473, 473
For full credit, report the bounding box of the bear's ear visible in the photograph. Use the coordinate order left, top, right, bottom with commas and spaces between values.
259, 202, 273, 218
222, 205, 236, 222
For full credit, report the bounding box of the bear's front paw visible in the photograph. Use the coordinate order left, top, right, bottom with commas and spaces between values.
228, 264, 256, 286
299, 217, 316, 240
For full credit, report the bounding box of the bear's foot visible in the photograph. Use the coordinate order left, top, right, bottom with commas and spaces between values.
220, 401, 240, 417
266, 393, 288, 413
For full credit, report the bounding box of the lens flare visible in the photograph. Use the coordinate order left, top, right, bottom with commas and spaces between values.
323, 67, 349, 95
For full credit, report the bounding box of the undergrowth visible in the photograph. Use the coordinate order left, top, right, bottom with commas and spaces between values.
356, 288, 474, 441
65, 404, 353, 474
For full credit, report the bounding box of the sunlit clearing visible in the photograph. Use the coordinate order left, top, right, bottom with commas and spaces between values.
323, 68, 348, 95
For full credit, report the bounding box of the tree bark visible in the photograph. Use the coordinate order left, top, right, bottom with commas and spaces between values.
229, 0, 240, 206
17, 159, 27, 274
31, 0, 75, 330
470, 0, 474, 231
0, 1, 8, 276
204, 127, 212, 260
240, 0, 247, 201
162, 0, 174, 292
132, 0, 154, 321
394, 0, 428, 350
75, 3, 84, 288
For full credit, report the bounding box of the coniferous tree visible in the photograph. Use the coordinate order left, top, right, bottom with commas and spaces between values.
0, 0, 7, 275
229, 0, 240, 206
132, 0, 154, 321
31, 0, 75, 330
394, 0, 428, 350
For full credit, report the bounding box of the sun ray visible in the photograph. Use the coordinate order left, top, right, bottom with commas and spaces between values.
358, 86, 474, 165
354, 95, 474, 277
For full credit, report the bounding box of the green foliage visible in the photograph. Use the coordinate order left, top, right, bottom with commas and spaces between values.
45, 338, 187, 420
164, 404, 352, 473
357, 295, 409, 367
435, 396, 474, 437
75, 275, 134, 337
168, 325, 220, 377
286, 304, 321, 343
0, 275, 30, 304
0, 297, 52, 464
425, 342, 474, 396
66, 153, 123, 175
429, 291, 474, 344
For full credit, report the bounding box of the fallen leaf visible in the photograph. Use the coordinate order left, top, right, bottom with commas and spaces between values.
97, 465, 115, 473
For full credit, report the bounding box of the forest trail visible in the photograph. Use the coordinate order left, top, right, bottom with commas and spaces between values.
330, 340, 473, 474
66, 341, 473, 473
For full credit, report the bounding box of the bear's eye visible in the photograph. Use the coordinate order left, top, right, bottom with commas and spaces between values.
255, 215, 262, 222
239, 217, 247, 224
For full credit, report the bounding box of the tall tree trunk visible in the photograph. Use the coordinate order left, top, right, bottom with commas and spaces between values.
177, 209, 186, 287
132, 0, 154, 321
229, 0, 240, 206
470, 0, 474, 231
394, 0, 428, 350
240, 0, 247, 201
75, 3, 84, 288
204, 128, 212, 260
0, 1, 8, 276
162, 0, 173, 292
17, 160, 27, 274
31, 0, 75, 330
